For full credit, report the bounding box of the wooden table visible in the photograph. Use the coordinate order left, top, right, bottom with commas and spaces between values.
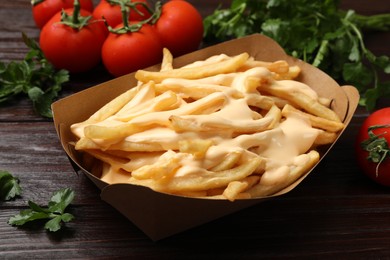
1, 0, 390, 258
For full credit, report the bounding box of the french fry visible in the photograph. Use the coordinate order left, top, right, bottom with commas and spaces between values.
161, 48, 173, 72
242, 59, 290, 74
240, 58, 301, 80
245, 93, 275, 110
259, 81, 342, 122
116, 90, 180, 122
170, 104, 279, 134
170, 114, 274, 133
155, 80, 244, 100
222, 175, 261, 201
135, 52, 250, 83
178, 139, 214, 159
222, 181, 249, 202
84, 123, 147, 141
314, 130, 338, 146
282, 104, 345, 132
209, 151, 243, 172
132, 155, 181, 181
274, 65, 301, 80
153, 156, 264, 192
70, 87, 138, 136
247, 150, 320, 197
129, 92, 226, 126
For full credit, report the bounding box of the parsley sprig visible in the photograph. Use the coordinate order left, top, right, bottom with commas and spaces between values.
0, 170, 22, 201
8, 188, 75, 232
203, 0, 390, 110
0, 33, 69, 118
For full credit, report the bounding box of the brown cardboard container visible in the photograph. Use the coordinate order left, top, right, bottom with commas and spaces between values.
52, 34, 359, 241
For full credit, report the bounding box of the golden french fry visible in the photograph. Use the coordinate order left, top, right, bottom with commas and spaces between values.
86, 87, 138, 123
135, 52, 250, 83
109, 141, 164, 152
75, 137, 101, 150
116, 90, 180, 122
314, 130, 338, 145
169, 115, 214, 132
241, 59, 289, 74
76, 136, 165, 152
156, 156, 264, 192
84, 123, 145, 141
70, 87, 139, 138
274, 65, 301, 80
132, 155, 181, 181
240, 59, 301, 80
265, 105, 282, 129
170, 105, 278, 134
222, 175, 261, 201
259, 81, 342, 122
129, 92, 226, 127
247, 150, 320, 197
172, 114, 274, 133
178, 139, 213, 159
282, 104, 345, 132
245, 93, 275, 110
161, 48, 173, 72
155, 80, 244, 100
209, 151, 243, 172
222, 181, 249, 202
115, 81, 156, 116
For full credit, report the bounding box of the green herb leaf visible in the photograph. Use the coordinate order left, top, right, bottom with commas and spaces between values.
8, 188, 75, 232
8, 209, 51, 226
0, 33, 69, 118
44, 215, 63, 232
48, 187, 75, 214
0, 170, 22, 201
203, 0, 390, 110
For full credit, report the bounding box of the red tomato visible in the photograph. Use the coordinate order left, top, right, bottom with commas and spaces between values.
154, 0, 203, 57
32, 0, 94, 29
40, 8, 107, 73
93, 0, 151, 28
102, 23, 163, 77
355, 107, 390, 186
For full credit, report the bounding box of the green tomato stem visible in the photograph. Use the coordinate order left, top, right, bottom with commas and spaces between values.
108, 0, 162, 34
361, 124, 390, 177
60, 0, 92, 30
72, 0, 81, 24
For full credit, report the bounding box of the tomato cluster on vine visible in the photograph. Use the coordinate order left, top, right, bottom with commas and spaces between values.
32, 0, 204, 77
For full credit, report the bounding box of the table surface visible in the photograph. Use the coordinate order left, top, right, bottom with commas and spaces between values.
1, 0, 390, 258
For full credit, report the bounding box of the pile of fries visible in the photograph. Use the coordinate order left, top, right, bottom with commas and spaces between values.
70, 49, 345, 201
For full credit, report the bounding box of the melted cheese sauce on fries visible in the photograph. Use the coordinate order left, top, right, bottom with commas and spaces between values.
71, 49, 345, 201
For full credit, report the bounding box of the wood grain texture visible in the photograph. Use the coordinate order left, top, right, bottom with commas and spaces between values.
0, 0, 389, 258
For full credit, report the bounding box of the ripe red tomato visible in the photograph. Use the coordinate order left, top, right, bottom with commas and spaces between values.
355, 107, 390, 186
102, 23, 163, 77
39, 8, 107, 73
92, 0, 151, 28
154, 0, 203, 57
32, 0, 94, 29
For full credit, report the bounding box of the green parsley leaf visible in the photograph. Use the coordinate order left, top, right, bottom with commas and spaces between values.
8, 188, 75, 232
0, 170, 22, 201
203, 0, 390, 110
0, 33, 69, 118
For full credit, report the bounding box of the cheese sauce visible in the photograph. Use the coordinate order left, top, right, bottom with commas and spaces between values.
71, 58, 325, 188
